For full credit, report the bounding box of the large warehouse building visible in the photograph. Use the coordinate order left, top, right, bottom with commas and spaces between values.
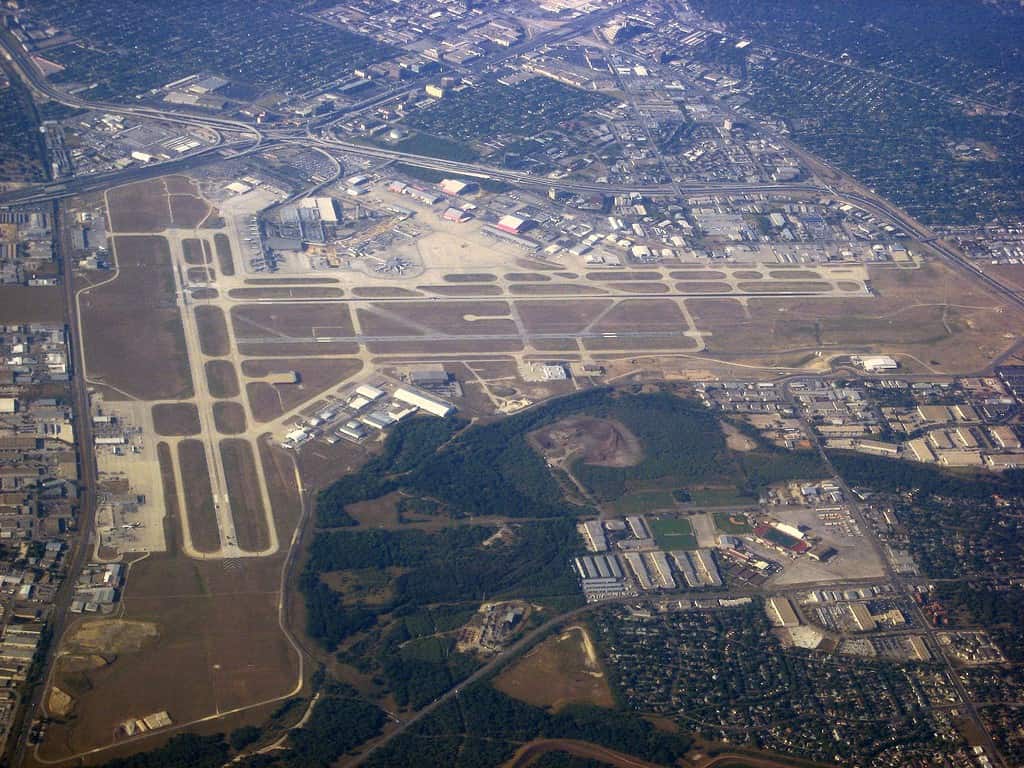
393, 387, 455, 417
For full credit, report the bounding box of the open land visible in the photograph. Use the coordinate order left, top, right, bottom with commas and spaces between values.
494, 626, 614, 712
78, 235, 193, 400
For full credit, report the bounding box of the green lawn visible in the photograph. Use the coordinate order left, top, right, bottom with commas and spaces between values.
687, 487, 756, 507
611, 490, 676, 515
649, 517, 698, 550
713, 511, 753, 534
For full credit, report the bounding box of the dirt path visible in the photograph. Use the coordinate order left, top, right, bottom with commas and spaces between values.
501, 738, 667, 768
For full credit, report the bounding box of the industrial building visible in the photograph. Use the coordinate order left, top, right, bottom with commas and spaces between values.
857, 355, 899, 373
579, 519, 607, 552
645, 551, 676, 589
439, 179, 475, 196
574, 554, 630, 601
496, 214, 533, 235
849, 603, 877, 632
767, 596, 800, 627
626, 515, 651, 540
393, 387, 454, 417
624, 552, 653, 590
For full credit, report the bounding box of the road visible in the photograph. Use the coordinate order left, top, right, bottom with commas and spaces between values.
4, 202, 100, 768
779, 376, 1007, 768
1, 8, 1020, 767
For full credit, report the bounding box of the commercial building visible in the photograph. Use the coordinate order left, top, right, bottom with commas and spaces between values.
0, 398, 15, 414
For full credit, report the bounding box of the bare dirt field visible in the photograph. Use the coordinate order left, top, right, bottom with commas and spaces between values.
192, 288, 218, 300
502, 740, 664, 768
247, 382, 284, 423
151, 403, 201, 436
509, 284, 607, 296
40, 549, 299, 761
220, 439, 270, 552
241, 358, 361, 413
182, 238, 208, 265
374, 300, 515, 336
195, 305, 229, 357
494, 626, 614, 712
738, 281, 832, 293
177, 439, 220, 553
586, 270, 663, 281
767, 270, 820, 280
228, 287, 344, 300
981, 263, 1024, 292
443, 273, 497, 282
686, 262, 1023, 371
418, 284, 504, 297
79, 235, 193, 400
592, 299, 687, 332
187, 267, 214, 283
163, 176, 196, 195
517, 299, 614, 333
531, 416, 643, 468
505, 272, 551, 282
357, 308, 427, 337
244, 277, 338, 286
214, 233, 234, 277
0, 285, 64, 324
157, 442, 180, 549
669, 270, 727, 280
206, 360, 240, 399
366, 339, 525, 355
676, 281, 734, 294
237, 340, 359, 357
351, 286, 422, 297
213, 401, 247, 435
610, 282, 670, 293
106, 179, 171, 232
169, 194, 211, 228
231, 303, 354, 340
584, 335, 698, 351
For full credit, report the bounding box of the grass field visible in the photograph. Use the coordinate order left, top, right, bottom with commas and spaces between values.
195, 305, 229, 357
220, 438, 270, 553
151, 403, 200, 436
649, 517, 698, 550
206, 360, 240, 398
79, 235, 193, 400
611, 490, 676, 515
177, 439, 220, 553
213, 402, 247, 435
214, 233, 234, 276
713, 511, 753, 534
689, 487, 757, 507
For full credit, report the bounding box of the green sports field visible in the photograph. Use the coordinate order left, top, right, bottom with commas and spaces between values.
649, 517, 698, 550
713, 511, 753, 534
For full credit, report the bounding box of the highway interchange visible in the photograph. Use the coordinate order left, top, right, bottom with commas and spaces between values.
1, 10, 1022, 768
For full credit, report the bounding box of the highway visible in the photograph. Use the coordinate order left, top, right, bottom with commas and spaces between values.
4, 204, 101, 768
1, 9, 1022, 768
